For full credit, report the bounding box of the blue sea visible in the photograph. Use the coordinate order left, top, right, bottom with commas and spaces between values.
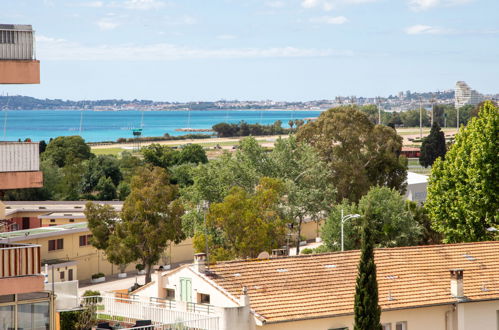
0, 109, 323, 142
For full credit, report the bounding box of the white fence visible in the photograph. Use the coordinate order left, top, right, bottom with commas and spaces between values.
82, 296, 219, 330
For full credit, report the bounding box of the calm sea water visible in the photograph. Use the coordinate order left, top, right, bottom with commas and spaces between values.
0, 109, 323, 142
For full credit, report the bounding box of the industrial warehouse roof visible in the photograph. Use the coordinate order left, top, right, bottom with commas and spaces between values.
206, 241, 499, 324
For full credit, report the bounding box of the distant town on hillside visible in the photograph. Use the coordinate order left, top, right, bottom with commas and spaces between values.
1, 87, 497, 112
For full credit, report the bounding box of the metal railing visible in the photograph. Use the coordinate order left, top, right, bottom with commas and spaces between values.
82, 295, 219, 330
0, 243, 41, 277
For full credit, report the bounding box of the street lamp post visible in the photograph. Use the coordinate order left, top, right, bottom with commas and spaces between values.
341, 209, 361, 252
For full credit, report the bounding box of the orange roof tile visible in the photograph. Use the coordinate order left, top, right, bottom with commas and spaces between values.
206, 241, 499, 323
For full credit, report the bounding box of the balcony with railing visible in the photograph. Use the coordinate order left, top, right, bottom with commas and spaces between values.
0, 242, 45, 295
0, 24, 40, 84
82, 294, 220, 330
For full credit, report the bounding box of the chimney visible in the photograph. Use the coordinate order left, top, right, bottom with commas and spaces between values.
194, 253, 207, 274
239, 286, 249, 306
450, 269, 464, 298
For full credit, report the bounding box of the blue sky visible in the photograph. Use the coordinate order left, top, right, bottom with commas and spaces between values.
1, 0, 498, 101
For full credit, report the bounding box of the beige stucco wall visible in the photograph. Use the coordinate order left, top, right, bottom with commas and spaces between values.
261, 305, 453, 330
461, 300, 499, 330
301, 220, 324, 240
16, 230, 195, 281
166, 237, 195, 265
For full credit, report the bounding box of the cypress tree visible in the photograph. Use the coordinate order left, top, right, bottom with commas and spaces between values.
353, 212, 382, 330
419, 123, 446, 168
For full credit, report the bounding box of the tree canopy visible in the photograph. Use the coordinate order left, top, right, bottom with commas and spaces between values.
427, 101, 499, 242
42, 135, 93, 167
297, 106, 407, 202
321, 186, 422, 251
120, 166, 185, 283
419, 123, 447, 168
193, 177, 287, 262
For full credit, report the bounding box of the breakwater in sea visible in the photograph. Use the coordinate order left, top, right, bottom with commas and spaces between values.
1, 109, 323, 142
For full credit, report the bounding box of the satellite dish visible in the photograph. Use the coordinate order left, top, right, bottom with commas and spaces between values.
257, 251, 270, 260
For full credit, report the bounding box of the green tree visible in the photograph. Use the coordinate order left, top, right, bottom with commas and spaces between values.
141, 144, 177, 168
120, 167, 185, 283
400, 109, 430, 127
177, 144, 208, 165
95, 176, 117, 200
427, 101, 499, 242
297, 106, 407, 202
269, 136, 335, 254
85, 203, 119, 250
42, 135, 93, 167
85, 203, 136, 273
194, 177, 287, 261
419, 123, 447, 168
405, 201, 441, 245
321, 187, 421, 251
80, 155, 122, 195
353, 214, 382, 330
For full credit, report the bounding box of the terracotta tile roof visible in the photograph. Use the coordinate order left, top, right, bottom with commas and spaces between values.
206, 241, 499, 323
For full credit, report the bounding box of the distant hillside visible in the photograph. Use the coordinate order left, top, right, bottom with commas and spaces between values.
0, 95, 155, 110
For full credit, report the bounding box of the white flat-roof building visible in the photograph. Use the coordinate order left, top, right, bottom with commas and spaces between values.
405, 171, 428, 204
455, 81, 484, 108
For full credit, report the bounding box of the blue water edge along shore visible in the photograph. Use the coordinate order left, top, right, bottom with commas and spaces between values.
1, 109, 323, 142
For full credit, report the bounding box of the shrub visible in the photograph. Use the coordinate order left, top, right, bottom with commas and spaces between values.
301, 248, 313, 255
91, 273, 105, 279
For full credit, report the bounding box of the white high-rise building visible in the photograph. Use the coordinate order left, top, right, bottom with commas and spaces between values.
455, 81, 483, 108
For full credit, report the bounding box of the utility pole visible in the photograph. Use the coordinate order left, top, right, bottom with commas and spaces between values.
377, 97, 381, 125
430, 98, 436, 126
419, 97, 423, 139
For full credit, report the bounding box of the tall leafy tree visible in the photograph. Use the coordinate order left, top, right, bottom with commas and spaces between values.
353, 213, 382, 330
42, 135, 93, 167
297, 106, 407, 202
194, 177, 287, 261
419, 123, 446, 168
427, 101, 499, 242
321, 187, 421, 251
85, 202, 119, 250
120, 166, 185, 283
85, 203, 136, 273
269, 136, 335, 254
